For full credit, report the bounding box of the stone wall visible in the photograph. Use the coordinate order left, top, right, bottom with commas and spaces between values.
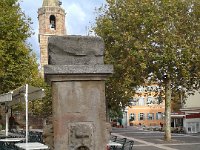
44, 35, 113, 150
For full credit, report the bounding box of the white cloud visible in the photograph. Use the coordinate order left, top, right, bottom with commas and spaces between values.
67, 3, 86, 22
64, 2, 87, 35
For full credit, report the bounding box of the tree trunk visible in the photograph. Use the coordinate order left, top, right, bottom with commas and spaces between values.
164, 79, 172, 141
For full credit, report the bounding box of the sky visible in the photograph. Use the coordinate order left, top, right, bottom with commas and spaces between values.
20, 0, 106, 60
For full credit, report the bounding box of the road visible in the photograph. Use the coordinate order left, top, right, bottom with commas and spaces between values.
111, 126, 200, 150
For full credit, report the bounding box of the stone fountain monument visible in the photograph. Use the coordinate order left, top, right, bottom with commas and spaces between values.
44, 35, 113, 150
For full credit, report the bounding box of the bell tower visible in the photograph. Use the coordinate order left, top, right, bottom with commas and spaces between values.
38, 0, 66, 74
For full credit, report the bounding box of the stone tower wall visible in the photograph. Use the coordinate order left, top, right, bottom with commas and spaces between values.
38, 6, 66, 73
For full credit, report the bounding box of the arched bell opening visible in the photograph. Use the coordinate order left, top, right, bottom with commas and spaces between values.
49, 15, 56, 30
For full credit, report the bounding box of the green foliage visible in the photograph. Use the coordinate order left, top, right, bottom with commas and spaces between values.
95, 0, 200, 91
29, 78, 52, 118
109, 106, 123, 119
0, 0, 37, 93
94, 0, 200, 137
0, 0, 52, 118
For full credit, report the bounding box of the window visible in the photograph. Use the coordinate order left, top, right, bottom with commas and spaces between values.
129, 98, 137, 106
139, 113, 145, 120
156, 112, 163, 120
138, 97, 145, 106
147, 96, 153, 104
49, 15, 56, 29
136, 86, 144, 93
197, 123, 200, 132
129, 113, 135, 121
129, 101, 137, 106
147, 113, 154, 120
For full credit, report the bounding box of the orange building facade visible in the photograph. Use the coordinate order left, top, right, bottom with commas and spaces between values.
126, 85, 165, 127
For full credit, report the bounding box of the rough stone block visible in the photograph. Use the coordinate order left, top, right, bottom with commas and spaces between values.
48, 35, 104, 65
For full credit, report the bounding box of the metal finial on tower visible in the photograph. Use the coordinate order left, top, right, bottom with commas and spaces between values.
59, 1, 62, 6
42, 0, 60, 6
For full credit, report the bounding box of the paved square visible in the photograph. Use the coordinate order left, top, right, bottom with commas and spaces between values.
111, 127, 200, 150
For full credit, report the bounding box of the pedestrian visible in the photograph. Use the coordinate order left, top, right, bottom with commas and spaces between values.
9, 115, 19, 131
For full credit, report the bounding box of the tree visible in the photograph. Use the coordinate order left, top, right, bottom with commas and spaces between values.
29, 78, 52, 118
0, 0, 39, 93
0, 0, 52, 118
94, 0, 200, 141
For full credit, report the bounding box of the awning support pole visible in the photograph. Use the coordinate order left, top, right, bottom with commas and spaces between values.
5, 112, 8, 136
25, 84, 28, 143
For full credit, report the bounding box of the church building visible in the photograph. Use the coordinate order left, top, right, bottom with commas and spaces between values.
38, 0, 66, 73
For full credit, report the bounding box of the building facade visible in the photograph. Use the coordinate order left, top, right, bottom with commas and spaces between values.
169, 90, 200, 133
126, 85, 165, 127
180, 90, 200, 133
38, 0, 66, 73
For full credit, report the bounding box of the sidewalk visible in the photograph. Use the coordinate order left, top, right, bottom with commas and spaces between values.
111, 127, 200, 150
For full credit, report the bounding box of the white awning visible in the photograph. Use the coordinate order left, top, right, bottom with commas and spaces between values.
0, 85, 45, 105
171, 114, 185, 118
6, 85, 45, 106
0, 92, 13, 103
0, 84, 45, 142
